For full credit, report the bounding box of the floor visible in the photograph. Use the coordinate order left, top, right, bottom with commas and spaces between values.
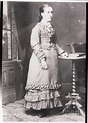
2, 99, 85, 122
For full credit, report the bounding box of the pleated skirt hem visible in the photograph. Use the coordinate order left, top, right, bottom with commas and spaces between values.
24, 97, 62, 110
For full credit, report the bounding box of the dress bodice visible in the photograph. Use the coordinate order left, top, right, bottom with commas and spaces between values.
38, 22, 56, 45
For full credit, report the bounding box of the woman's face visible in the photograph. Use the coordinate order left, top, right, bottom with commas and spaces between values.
41, 6, 53, 22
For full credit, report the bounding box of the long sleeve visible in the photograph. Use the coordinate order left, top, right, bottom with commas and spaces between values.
56, 43, 65, 55
30, 24, 46, 62
53, 33, 65, 55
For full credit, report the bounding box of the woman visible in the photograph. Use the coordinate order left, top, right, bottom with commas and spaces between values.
24, 4, 68, 117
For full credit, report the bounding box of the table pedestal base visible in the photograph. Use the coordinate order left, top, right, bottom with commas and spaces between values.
61, 93, 85, 117
58, 54, 86, 117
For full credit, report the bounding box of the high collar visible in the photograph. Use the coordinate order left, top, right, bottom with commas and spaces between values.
40, 20, 51, 26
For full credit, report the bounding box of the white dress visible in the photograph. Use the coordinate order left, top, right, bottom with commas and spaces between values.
25, 21, 64, 110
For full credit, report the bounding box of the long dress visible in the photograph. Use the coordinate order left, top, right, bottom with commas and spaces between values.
24, 21, 64, 110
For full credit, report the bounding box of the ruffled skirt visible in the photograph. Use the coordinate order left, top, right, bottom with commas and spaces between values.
25, 48, 62, 110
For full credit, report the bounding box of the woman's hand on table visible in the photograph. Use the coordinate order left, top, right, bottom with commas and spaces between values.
60, 52, 69, 57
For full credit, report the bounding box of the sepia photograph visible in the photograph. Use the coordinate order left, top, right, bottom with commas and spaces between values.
1, 1, 86, 122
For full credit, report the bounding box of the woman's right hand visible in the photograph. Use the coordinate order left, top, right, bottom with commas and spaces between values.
41, 59, 48, 70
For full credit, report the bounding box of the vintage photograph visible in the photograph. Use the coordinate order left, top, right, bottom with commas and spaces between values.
2, 1, 86, 122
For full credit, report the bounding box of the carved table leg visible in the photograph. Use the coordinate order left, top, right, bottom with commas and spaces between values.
61, 60, 85, 117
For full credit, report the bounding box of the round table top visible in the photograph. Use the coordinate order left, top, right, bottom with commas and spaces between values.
58, 53, 86, 60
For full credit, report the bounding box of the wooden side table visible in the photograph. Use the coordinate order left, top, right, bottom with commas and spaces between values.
58, 53, 86, 117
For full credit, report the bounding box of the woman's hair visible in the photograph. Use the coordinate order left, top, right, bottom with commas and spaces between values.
38, 4, 52, 22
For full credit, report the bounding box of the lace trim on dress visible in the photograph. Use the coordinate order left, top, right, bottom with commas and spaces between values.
25, 83, 61, 90
41, 43, 56, 50
39, 22, 55, 38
